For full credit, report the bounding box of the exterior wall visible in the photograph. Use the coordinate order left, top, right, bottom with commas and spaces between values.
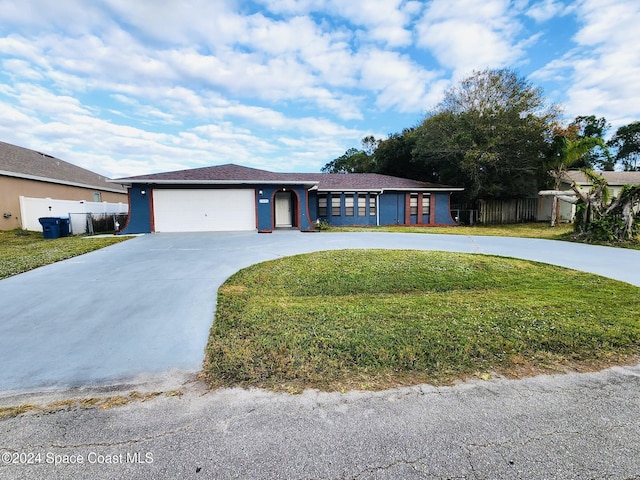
312, 191, 457, 227
119, 185, 152, 234
0, 175, 126, 231
433, 192, 457, 225
256, 185, 314, 232
317, 192, 380, 226
379, 193, 404, 225
119, 183, 316, 234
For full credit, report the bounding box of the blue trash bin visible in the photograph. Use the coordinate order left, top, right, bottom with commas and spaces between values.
59, 217, 71, 237
38, 217, 61, 239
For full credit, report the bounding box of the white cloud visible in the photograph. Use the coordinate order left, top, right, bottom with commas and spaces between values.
526, 0, 572, 23
102, 0, 244, 47
255, 0, 418, 47
415, 0, 527, 76
0, 0, 106, 34
358, 49, 440, 112
2, 58, 44, 80
550, 0, 640, 129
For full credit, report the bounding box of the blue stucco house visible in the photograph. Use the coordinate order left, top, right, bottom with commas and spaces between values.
110, 164, 463, 234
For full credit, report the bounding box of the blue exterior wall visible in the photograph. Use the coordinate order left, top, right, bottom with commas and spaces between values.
314, 192, 381, 226
256, 185, 315, 232
120, 183, 315, 234
119, 185, 152, 234
311, 191, 457, 227
433, 192, 456, 225
118, 183, 457, 234
379, 193, 404, 225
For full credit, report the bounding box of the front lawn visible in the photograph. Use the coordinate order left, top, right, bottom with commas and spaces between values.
325, 222, 640, 249
327, 222, 572, 239
204, 250, 640, 392
0, 230, 129, 280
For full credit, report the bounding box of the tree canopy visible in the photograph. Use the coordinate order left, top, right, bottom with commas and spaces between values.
321, 146, 374, 173
321, 68, 638, 206
609, 121, 640, 171
411, 69, 559, 202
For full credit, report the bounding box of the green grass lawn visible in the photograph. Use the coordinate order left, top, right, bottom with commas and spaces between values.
0, 230, 130, 280
204, 250, 640, 392
325, 222, 640, 249
326, 222, 574, 238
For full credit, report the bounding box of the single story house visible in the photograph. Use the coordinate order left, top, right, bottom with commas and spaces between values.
0, 141, 127, 230
538, 170, 640, 222
111, 164, 463, 234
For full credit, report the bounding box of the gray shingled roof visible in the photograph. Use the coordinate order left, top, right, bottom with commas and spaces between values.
113, 163, 463, 191
563, 170, 640, 186
0, 141, 125, 193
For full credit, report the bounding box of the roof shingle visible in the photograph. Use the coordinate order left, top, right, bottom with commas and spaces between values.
563, 170, 640, 186
0, 141, 125, 193
114, 163, 462, 191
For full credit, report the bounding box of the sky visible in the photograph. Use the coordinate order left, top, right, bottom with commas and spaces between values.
0, 0, 639, 179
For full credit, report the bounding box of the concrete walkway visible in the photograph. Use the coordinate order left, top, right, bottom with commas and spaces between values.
1, 231, 639, 396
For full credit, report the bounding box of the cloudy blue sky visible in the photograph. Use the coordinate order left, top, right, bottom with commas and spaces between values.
0, 0, 638, 178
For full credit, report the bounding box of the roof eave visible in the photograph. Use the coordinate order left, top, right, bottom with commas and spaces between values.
109, 179, 319, 187
2, 170, 126, 194
381, 187, 464, 192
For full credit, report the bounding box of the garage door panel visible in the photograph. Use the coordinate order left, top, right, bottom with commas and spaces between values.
153, 189, 255, 232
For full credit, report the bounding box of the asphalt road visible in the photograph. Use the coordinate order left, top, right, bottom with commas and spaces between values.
1, 231, 639, 479
1, 363, 639, 479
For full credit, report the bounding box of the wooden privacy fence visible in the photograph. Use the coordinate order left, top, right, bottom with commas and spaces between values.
478, 198, 538, 224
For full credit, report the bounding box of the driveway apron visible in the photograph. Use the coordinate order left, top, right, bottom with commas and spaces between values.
1, 231, 639, 396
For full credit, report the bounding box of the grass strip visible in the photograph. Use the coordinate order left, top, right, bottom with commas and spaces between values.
0, 230, 129, 280
325, 223, 640, 249
204, 250, 640, 392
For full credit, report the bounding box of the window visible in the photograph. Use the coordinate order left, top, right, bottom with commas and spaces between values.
410, 194, 418, 216
331, 195, 341, 216
345, 194, 354, 216
93, 192, 102, 202
369, 195, 376, 216
318, 194, 327, 217
357, 196, 366, 216
422, 194, 430, 215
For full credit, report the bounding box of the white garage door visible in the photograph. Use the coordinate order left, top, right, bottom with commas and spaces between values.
152, 189, 256, 232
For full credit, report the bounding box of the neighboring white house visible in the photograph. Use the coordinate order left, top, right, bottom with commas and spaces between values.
538, 170, 640, 222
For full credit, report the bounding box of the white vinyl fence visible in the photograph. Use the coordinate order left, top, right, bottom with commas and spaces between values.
19, 196, 128, 234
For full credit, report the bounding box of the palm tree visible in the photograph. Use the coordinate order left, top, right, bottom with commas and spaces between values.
547, 135, 606, 226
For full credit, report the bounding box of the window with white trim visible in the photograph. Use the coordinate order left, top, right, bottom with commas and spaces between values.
318, 194, 327, 217
410, 194, 418, 216
369, 195, 376, 216
331, 195, 341, 216
422, 194, 430, 215
345, 194, 354, 216
357, 196, 366, 216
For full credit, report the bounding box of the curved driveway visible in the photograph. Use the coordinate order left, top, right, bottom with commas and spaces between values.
1, 231, 639, 396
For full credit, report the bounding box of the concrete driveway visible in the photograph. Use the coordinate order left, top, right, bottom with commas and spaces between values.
1, 232, 640, 479
1, 231, 640, 396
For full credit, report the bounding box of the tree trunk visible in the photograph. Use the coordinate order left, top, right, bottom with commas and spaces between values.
550, 196, 557, 227
622, 201, 634, 240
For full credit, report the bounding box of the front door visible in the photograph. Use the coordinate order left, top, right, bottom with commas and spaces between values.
275, 191, 293, 227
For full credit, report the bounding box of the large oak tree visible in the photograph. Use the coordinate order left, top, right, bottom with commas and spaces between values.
411, 69, 560, 202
